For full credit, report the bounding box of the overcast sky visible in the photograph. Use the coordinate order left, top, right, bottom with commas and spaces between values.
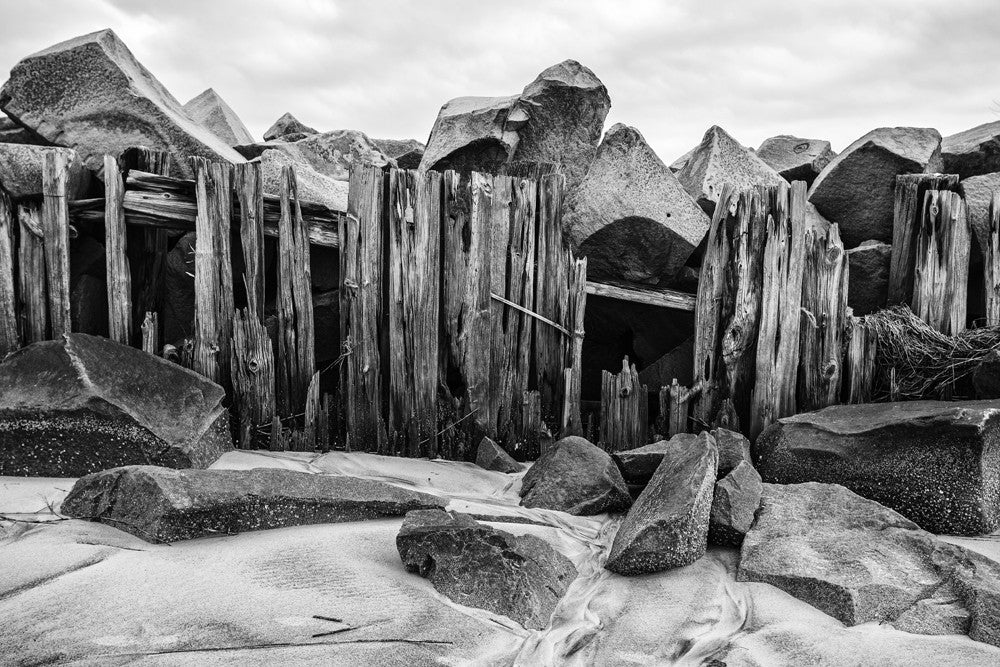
0, 0, 998, 163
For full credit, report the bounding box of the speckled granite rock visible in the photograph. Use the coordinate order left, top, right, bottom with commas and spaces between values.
519, 436, 632, 515
942, 120, 1000, 180
755, 400, 1000, 535
372, 138, 424, 170
396, 509, 576, 629
475, 437, 524, 473
708, 460, 762, 546
612, 432, 707, 485
605, 432, 717, 575
847, 240, 891, 315
0, 334, 231, 477
710, 427, 752, 478
182, 88, 254, 146
263, 111, 318, 142
756, 135, 835, 187
739, 483, 1000, 646
0, 144, 90, 199
62, 466, 446, 543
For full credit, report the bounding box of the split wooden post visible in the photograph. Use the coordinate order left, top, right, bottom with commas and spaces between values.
104, 154, 132, 345
234, 162, 265, 319
231, 307, 276, 449
561, 257, 587, 436
986, 192, 1000, 326
599, 357, 648, 452
0, 192, 18, 356
17, 204, 47, 343
303, 371, 321, 451
910, 190, 970, 335
42, 150, 71, 338
844, 316, 876, 404
141, 311, 159, 356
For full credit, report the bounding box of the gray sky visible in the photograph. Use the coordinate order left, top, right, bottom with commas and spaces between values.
1, 0, 998, 163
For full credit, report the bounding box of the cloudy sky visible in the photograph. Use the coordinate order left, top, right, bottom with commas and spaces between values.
0, 0, 997, 162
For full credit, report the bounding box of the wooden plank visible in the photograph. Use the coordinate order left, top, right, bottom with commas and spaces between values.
231, 307, 275, 449
141, 311, 159, 356
235, 162, 266, 319
562, 257, 587, 436
986, 192, 1000, 326
302, 371, 321, 451
599, 357, 648, 452
0, 192, 18, 356
487, 175, 513, 445
511, 177, 538, 449
42, 150, 72, 338
585, 279, 695, 311
17, 203, 47, 343
190, 157, 228, 384
534, 173, 568, 427
104, 155, 132, 345
911, 189, 970, 335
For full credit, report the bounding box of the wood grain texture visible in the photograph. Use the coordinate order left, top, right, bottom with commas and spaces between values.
599, 357, 648, 452
17, 203, 47, 343
104, 155, 132, 345
231, 307, 275, 449
0, 192, 19, 356
911, 189, 969, 335
42, 150, 71, 338
986, 192, 1000, 326
235, 162, 266, 319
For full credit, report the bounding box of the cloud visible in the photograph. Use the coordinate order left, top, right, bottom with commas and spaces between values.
1, 0, 998, 162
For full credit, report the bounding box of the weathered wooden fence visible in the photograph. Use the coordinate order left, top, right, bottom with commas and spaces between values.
341, 166, 587, 460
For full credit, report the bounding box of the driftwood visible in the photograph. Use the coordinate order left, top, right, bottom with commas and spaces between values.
600, 357, 648, 452
986, 192, 1000, 326
231, 307, 275, 449
141, 311, 159, 356
235, 162, 266, 319
844, 316, 876, 403
104, 155, 132, 345
562, 258, 588, 435
17, 203, 46, 343
302, 371, 321, 452
0, 192, 18, 356
42, 150, 71, 338
584, 278, 695, 311
912, 190, 969, 335
534, 174, 570, 427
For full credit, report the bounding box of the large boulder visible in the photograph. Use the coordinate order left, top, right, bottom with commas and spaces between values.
263, 112, 318, 142
808, 127, 943, 248
182, 88, 254, 147
0, 29, 245, 179
258, 148, 348, 212
519, 435, 632, 515
475, 436, 524, 473
62, 465, 446, 543
0, 334, 231, 476
676, 125, 785, 216
959, 172, 1000, 252
739, 482, 1000, 646
708, 459, 762, 546
291, 129, 393, 181
756, 135, 835, 187
564, 123, 709, 284
396, 509, 576, 630
0, 144, 90, 199
373, 138, 424, 170
0, 115, 44, 144
605, 432, 717, 575
755, 400, 1000, 535
420, 95, 520, 174
846, 240, 891, 316
942, 120, 1000, 180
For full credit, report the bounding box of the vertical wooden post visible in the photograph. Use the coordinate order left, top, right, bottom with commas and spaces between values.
487, 175, 513, 446
42, 150, 71, 338
511, 177, 537, 445
844, 316, 876, 404
534, 173, 569, 427
231, 307, 275, 449
235, 162, 265, 320
0, 192, 18, 356
561, 256, 587, 436
141, 312, 159, 355
599, 357, 648, 452
17, 204, 47, 343
104, 154, 132, 345
986, 192, 1000, 327
303, 371, 321, 451
911, 190, 969, 335
341, 165, 386, 452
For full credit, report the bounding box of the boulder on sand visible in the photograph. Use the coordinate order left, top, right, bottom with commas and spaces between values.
942, 120, 1000, 180
755, 400, 1000, 535
0, 29, 244, 179
475, 436, 524, 473
519, 435, 632, 515
708, 459, 762, 546
263, 111, 318, 142
396, 509, 577, 630
62, 465, 446, 543
846, 240, 891, 316
808, 127, 943, 247
0, 144, 90, 199
605, 432, 717, 575
756, 135, 835, 187
676, 125, 785, 216
182, 88, 254, 147
564, 123, 709, 284
739, 482, 1000, 646
0, 334, 231, 476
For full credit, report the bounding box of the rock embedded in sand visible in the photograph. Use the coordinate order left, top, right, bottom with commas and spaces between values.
263, 111, 319, 142
396, 509, 576, 630
755, 399, 1000, 535
738, 482, 1000, 646
942, 120, 1000, 180
710, 427, 752, 478
807, 126, 943, 247
0, 144, 90, 200
564, 123, 710, 284
605, 432, 717, 575
0, 29, 245, 179
182, 88, 254, 147
846, 240, 892, 316
475, 437, 524, 473
0, 334, 231, 477
756, 135, 835, 187
62, 465, 447, 543
612, 432, 707, 486
708, 460, 762, 547
519, 435, 632, 515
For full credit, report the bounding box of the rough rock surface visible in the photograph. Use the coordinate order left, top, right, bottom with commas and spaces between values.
519, 436, 632, 515
182, 88, 254, 146
0, 144, 90, 199
756, 135, 835, 186
808, 127, 943, 247
396, 510, 576, 630
258, 148, 348, 212
942, 120, 1000, 180
973, 351, 1000, 400
612, 432, 706, 485
959, 172, 1000, 252
711, 427, 753, 478
0, 115, 43, 144
0, 29, 244, 179
62, 465, 445, 543
676, 125, 785, 215
739, 482, 1000, 646
564, 123, 709, 283
420, 94, 520, 173
475, 437, 524, 473
605, 432, 717, 575
846, 240, 892, 316
0, 334, 231, 476
708, 460, 762, 546
263, 112, 318, 142
373, 138, 425, 170
755, 400, 1000, 535
292, 129, 393, 180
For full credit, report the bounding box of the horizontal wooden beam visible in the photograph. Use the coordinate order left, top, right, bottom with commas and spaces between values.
585, 279, 696, 311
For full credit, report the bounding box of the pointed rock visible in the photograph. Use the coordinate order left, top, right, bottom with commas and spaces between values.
756, 135, 836, 187
676, 126, 785, 216
565, 123, 709, 283
942, 120, 1000, 180
372, 138, 424, 170
808, 127, 943, 247
519, 436, 632, 515
846, 240, 891, 316
0, 29, 244, 179
475, 437, 524, 473
263, 112, 318, 142
708, 459, 762, 546
605, 432, 717, 575
182, 88, 254, 146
